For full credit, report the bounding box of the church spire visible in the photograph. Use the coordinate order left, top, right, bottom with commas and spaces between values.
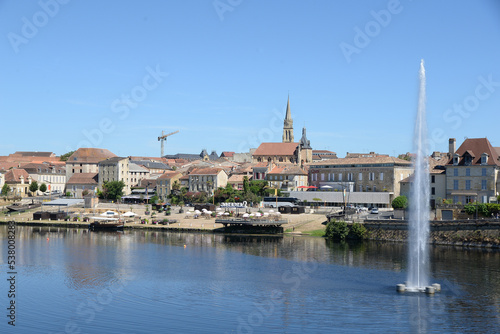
282, 95, 294, 143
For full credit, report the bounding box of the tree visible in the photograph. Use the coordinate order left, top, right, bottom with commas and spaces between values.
101, 181, 125, 201
243, 176, 249, 194
392, 195, 408, 209
39, 183, 47, 193
59, 151, 75, 161
312, 198, 322, 207
325, 220, 349, 241
1, 183, 10, 196
29, 181, 39, 195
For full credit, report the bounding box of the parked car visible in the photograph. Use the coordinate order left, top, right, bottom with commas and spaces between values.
370, 208, 379, 214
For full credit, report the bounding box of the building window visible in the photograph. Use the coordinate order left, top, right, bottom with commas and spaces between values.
431, 175, 435, 183
373, 186, 376, 192
358, 173, 363, 181
369, 173, 375, 181
321, 174, 325, 181
347, 173, 353, 181
465, 168, 470, 176
482, 179, 487, 190
380, 172, 384, 181
454, 168, 458, 176
431, 187, 435, 195
453, 195, 459, 203
482, 168, 487, 176
338, 174, 342, 181
453, 180, 458, 190
465, 180, 471, 190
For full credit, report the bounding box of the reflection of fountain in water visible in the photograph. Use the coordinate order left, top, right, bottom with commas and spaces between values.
397, 60, 439, 295
407, 59, 430, 291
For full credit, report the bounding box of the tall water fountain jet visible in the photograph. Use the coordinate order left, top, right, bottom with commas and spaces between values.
407, 59, 431, 291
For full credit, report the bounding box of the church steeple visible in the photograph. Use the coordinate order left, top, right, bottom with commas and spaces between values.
282, 95, 294, 143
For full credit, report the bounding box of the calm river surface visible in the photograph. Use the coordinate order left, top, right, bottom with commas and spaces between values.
1, 225, 499, 333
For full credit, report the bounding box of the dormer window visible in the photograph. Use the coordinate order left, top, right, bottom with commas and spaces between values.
481, 153, 488, 165
453, 153, 459, 165
464, 155, 472, 165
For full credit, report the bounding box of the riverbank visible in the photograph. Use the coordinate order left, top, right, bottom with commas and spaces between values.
0, 208, 328, 234
3, 208, 500, 248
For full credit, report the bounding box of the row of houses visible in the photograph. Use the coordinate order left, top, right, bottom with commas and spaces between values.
1, 137, 499, 208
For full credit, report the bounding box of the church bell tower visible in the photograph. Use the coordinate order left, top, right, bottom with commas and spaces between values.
282, 96, 294, 143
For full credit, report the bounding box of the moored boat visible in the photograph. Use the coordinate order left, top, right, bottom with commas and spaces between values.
89, 217, 124, 231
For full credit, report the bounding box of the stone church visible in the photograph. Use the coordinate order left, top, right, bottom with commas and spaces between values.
252, 96, 312, 165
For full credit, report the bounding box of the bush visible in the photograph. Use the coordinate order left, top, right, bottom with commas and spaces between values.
325, 220, 349, 241
348, 222, 367, 240
392, 196, 408, 209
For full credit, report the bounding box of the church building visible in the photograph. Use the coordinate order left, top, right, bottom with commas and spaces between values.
252, 96, 312, 165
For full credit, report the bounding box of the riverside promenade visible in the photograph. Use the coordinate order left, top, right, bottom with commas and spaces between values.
0, 204, 329, 234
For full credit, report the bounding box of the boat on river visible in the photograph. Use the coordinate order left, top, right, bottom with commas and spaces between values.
89, 217, 124, 231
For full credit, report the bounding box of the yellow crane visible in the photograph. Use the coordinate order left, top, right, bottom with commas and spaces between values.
158, 130, 179, 157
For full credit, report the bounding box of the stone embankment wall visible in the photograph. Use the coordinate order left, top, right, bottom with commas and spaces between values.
364, 219, 500, 248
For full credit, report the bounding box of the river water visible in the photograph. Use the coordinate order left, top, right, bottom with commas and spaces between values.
1, 225, 499, 333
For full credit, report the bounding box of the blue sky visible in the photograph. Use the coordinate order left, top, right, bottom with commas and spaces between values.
1, 0, 500, 158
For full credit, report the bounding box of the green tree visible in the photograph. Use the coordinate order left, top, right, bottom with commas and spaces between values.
312, 198, 322, 207
1, 183, 10, 196
29, 181, 39, 195
392, 195, 408, 209
243, 176, 250, 194
101, 181, 125, 201
59, 151, 75, 161
348, 222, 367, 240
325, 220, 349, 241
39, 183, 47, 193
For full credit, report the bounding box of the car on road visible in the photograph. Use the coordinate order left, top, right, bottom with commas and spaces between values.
370, 208, 379, 214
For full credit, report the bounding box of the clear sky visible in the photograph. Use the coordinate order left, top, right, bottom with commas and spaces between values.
1, 0, 500, 158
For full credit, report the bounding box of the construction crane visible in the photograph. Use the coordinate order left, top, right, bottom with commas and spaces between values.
158, 130, 179, 157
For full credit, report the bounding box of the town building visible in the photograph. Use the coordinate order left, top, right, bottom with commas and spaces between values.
445, 137, 500, 204
66, 148, 117, 181
157, 172, 182, 201
188, 168, 228, 193
128, 162, 150, 187
253, 97, 312, 165
164, 150, 219, 162
98, 157, 131, 195
312, 150, 338, 161
266, 164, 308, 192
66, 173, 99, 198
22, 162, 66, 194
400, 158, 447, 208
308, 156, 414, 201
227, 174, 246, 190
3, 169, 32, 197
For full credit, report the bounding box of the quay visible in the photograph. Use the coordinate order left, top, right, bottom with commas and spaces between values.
215, 218, 288, 234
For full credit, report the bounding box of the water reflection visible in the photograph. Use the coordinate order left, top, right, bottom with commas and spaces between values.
1, 225, 499, 333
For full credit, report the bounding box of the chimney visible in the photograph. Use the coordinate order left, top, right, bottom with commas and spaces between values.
449, 138, 456, 156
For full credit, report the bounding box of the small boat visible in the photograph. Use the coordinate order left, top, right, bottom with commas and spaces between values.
89, 217, 124, 231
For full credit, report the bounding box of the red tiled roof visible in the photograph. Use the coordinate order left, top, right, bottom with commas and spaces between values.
4, 169, 30, 183
252, 142, 298, 156
221, 151, 235, 157
68, 148, 117, 164
228, 175, 245, 183
449, 138, 500, 166
157, 172, 182, 180
189, 168, 225, 176
67, 173, 98, 185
